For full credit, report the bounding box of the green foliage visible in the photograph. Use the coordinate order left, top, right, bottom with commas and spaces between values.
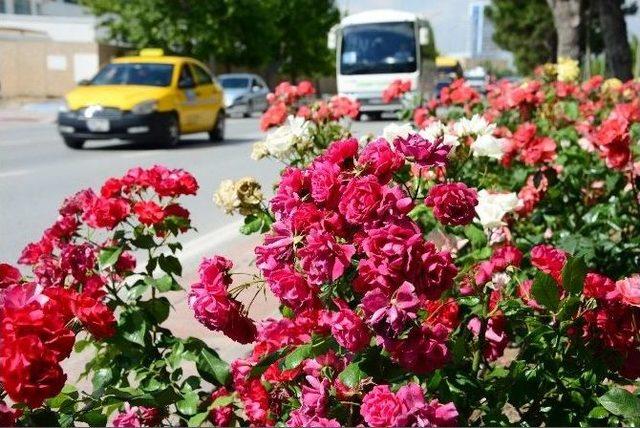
80, 0, 339, 79
486, 0, 557, 74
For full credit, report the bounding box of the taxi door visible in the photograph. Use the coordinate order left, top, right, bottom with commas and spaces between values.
189, 62, 220, 132
175, 63, 199, 133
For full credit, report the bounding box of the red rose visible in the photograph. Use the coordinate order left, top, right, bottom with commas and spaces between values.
425, 182, 478, 226
73, 294, 116, 340
530, 244, 567, 282
83, 197, 130, 229
133, 200, 165, 225
0, 263, 21, 289
0, 336, 67, 408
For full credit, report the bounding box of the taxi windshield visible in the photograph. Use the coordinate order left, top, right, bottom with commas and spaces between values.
91, 63, 174, 87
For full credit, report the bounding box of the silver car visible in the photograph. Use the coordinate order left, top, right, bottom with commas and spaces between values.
219, 73, 269, 117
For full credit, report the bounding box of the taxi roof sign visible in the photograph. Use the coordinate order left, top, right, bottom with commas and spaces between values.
140, 48, 164, 57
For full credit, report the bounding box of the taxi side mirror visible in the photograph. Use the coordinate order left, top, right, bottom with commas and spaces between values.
251, 85, 261, 92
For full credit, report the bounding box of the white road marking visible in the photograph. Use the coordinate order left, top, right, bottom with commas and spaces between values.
0, 169, 30, 178
180, 219, 244, 261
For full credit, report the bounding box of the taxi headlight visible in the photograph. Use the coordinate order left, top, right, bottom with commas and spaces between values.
59, 99, 71, 113
132, 100, 157, 115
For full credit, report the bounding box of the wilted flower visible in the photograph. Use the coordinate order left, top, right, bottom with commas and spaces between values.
251, 141, 269, 160
235, 177, 264, 215
214, 179, 241, 214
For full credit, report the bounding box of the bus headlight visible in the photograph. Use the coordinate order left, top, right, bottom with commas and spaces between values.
132, 100, 157, 115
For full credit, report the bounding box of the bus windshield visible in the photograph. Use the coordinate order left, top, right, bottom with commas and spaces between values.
340, 22, 417, 75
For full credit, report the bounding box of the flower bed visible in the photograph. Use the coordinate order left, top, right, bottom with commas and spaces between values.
1, 72, 640, 427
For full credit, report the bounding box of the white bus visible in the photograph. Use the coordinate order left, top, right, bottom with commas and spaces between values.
328, 9, 432, 118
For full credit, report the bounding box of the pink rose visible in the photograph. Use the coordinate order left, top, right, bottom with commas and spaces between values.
358, 139, 405, 183
616, 275, 640, 307
323, 300, 370, 352
338, 175, 383, 224
309, 161, 341, 206
266, 266, 317, 313
361, 282, 419, 338
394, 133, 451, 167
298, 228, 355, 285
360, 385, 402, 427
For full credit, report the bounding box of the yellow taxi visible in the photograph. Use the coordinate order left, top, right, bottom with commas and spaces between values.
57, 49, 225, 149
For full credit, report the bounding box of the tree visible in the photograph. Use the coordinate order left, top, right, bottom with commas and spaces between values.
596, 0, 634, 79
486, 0, 558, 74
546, 0, 583, 59
81, 0, 339, 80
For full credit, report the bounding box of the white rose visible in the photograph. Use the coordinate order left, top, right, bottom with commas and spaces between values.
383, 122, 414, 144
453, 114, 495, 137
263, 125, 295, 160
213, 179, 241, 214
470, 134, 505, 160
286, 114, 309, 138
475, 190, 520, 229
419, 121, 460, 154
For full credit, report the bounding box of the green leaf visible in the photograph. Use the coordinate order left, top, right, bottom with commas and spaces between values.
131, 234, 156, 249
281, 337, 335, 370
249, 347, 290, 379
159, 254, 182, 276
338, 360, 368, 388
188, 411, 210, 427
464, 224, 487, 248
562, 256, 587, 294
240, 214, 264, 235
588, 406, 610, 419
598, 387, 640, 418
140, 297, 171, 324
119, 309, 148, 346
531, 271, 560, 311
78, 409, 107, 427
98, 246, 123, 270
196, 349, 230, 386
92, 367, 113, 391
176, 390, 199, 416
282, 344, 313, 370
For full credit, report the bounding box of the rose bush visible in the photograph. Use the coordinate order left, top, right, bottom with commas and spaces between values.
2, 69, 640, 427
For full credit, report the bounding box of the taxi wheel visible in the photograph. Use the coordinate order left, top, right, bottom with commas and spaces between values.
209, 110, 225, 141
162, 114, 180, 148
63, 137, 85, 149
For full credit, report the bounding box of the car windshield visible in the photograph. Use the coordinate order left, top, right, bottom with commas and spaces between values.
220, 77, 250, 89
91, 63, 174, 87
340, 22, 417, 75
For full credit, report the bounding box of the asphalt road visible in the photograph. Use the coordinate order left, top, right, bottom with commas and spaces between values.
0, 116, 388, 265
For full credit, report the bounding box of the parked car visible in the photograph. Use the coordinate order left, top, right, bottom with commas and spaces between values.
57, 49, 225, 149
219, 73, 269, 117
464, 66, 489, 93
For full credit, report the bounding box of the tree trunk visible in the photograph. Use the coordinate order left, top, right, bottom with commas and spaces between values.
546, 0, 583, 59
596, 0, 633, 80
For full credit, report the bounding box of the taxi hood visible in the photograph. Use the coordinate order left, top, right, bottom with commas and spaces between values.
65, 85, 172, 111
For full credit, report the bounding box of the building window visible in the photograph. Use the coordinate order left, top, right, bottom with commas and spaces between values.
14, 0, 32, 14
